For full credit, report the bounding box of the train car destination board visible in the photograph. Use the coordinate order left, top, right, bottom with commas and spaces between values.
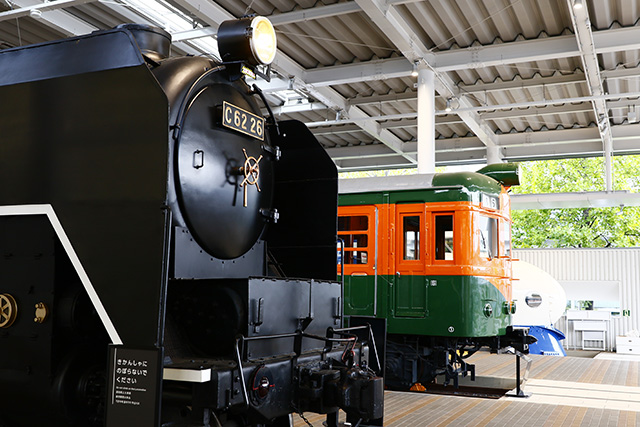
222, 101, 265, 140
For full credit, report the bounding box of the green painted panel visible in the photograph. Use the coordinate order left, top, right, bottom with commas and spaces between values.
393, 274, 427, 318
476, 163, 520, 187
338, 187, 472, 206
338, 172, 503, 207
346, 275, 375, 316
431, 172, 502, 194
342, 273, 509, 338
339, 192, 387, 206
343, 274, 510, 338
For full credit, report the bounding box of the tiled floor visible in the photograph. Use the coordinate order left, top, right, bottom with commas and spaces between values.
293, 352, 640, 426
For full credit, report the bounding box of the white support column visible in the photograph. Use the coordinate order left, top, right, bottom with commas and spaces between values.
604, 138, 613, 192
567, 0, 614, 192
417, 65, 435, 174
486, 145, 503, 164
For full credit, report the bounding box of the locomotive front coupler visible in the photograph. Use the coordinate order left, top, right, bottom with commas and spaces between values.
500, 326, 537, 354
236, 329, 383, 425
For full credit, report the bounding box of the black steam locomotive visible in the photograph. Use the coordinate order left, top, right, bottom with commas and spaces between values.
0, 18, 382, 427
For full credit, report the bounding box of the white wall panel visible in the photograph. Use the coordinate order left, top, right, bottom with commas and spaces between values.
512, 248, 640, 351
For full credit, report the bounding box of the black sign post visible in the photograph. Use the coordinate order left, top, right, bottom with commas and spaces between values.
105, 346, 163, 426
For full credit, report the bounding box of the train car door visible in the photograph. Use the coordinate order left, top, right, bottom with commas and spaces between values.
392, 204, 428, 318
338, 206, 377, 317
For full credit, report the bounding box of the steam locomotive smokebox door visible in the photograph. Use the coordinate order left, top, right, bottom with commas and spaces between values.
175, 83, 274, 260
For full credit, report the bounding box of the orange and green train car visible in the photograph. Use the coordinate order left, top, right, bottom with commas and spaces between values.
337, 164, 533, 389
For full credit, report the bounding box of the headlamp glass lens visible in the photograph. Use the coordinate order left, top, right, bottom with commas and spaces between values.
251, 17, 277, 65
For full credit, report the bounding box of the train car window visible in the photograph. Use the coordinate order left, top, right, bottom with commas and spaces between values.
341, 250, 368, 264
338, 216, 368, 231
478, 215, 498, 259
435, 215, 454, 260
403, 216, 420, 260
338, 215, 369, 265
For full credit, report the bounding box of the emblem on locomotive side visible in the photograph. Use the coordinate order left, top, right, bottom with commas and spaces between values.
0, 293, 18, 328
239, 148, 263, 207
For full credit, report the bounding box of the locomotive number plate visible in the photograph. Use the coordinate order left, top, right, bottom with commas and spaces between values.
222, 101, 265, 141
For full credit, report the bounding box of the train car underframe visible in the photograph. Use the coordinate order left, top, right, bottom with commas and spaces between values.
384, 327, 534, 390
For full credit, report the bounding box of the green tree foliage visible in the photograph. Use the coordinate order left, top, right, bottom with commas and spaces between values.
511, 155, 640, 248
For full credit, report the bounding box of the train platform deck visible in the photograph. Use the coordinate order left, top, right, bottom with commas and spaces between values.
293, 351, 640, 426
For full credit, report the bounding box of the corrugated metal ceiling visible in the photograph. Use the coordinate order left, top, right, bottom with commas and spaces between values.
1, 0, 639, 170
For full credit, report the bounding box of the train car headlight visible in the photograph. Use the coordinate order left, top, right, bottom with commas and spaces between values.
483, 303, 493, 318
217, 16, 277, 66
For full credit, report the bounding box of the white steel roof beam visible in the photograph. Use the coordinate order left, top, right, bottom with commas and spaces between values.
295, 27, 640, 88
271, 102, 327, 115
172, 1, 361, 41
6, 0, 201, 55
305, 90, 640, 128
88, 0, 201, 55
350, 90, 417, 106
267, 2, 360, 26
8, 0, 96, 36
431, 25, 640, 72
0, 0, 95, 22
172, 0, 421, 42
567, 0, 613, 191
460, 68, 639, 95
175, 25, 640, 84
325, 124, 640, 166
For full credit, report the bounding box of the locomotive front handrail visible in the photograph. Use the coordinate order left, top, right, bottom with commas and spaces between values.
237, 330, 363, 362
234, 337, 250, 408
337, 237, 345, 325
251, 83, 280, 136
171, 66, 225, 141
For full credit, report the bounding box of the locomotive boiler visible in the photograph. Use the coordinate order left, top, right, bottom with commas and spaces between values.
0, 18, 383, 427
338, 165, 534, 389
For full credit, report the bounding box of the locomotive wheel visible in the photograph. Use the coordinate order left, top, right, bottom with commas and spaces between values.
0, 293, 18, 328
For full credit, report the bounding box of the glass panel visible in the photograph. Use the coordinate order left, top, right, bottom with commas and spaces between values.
337, 216, 370, 265
338, 216, 368, 232
342, 250, 368, 265
403, 216, 420, 260
435, 215, 454, 260
478, 215, 498, 259
342, 234, 368, 249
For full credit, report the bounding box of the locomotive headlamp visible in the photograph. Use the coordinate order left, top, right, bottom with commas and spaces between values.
250, 17, 277, 65
217, 16, 277, 66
